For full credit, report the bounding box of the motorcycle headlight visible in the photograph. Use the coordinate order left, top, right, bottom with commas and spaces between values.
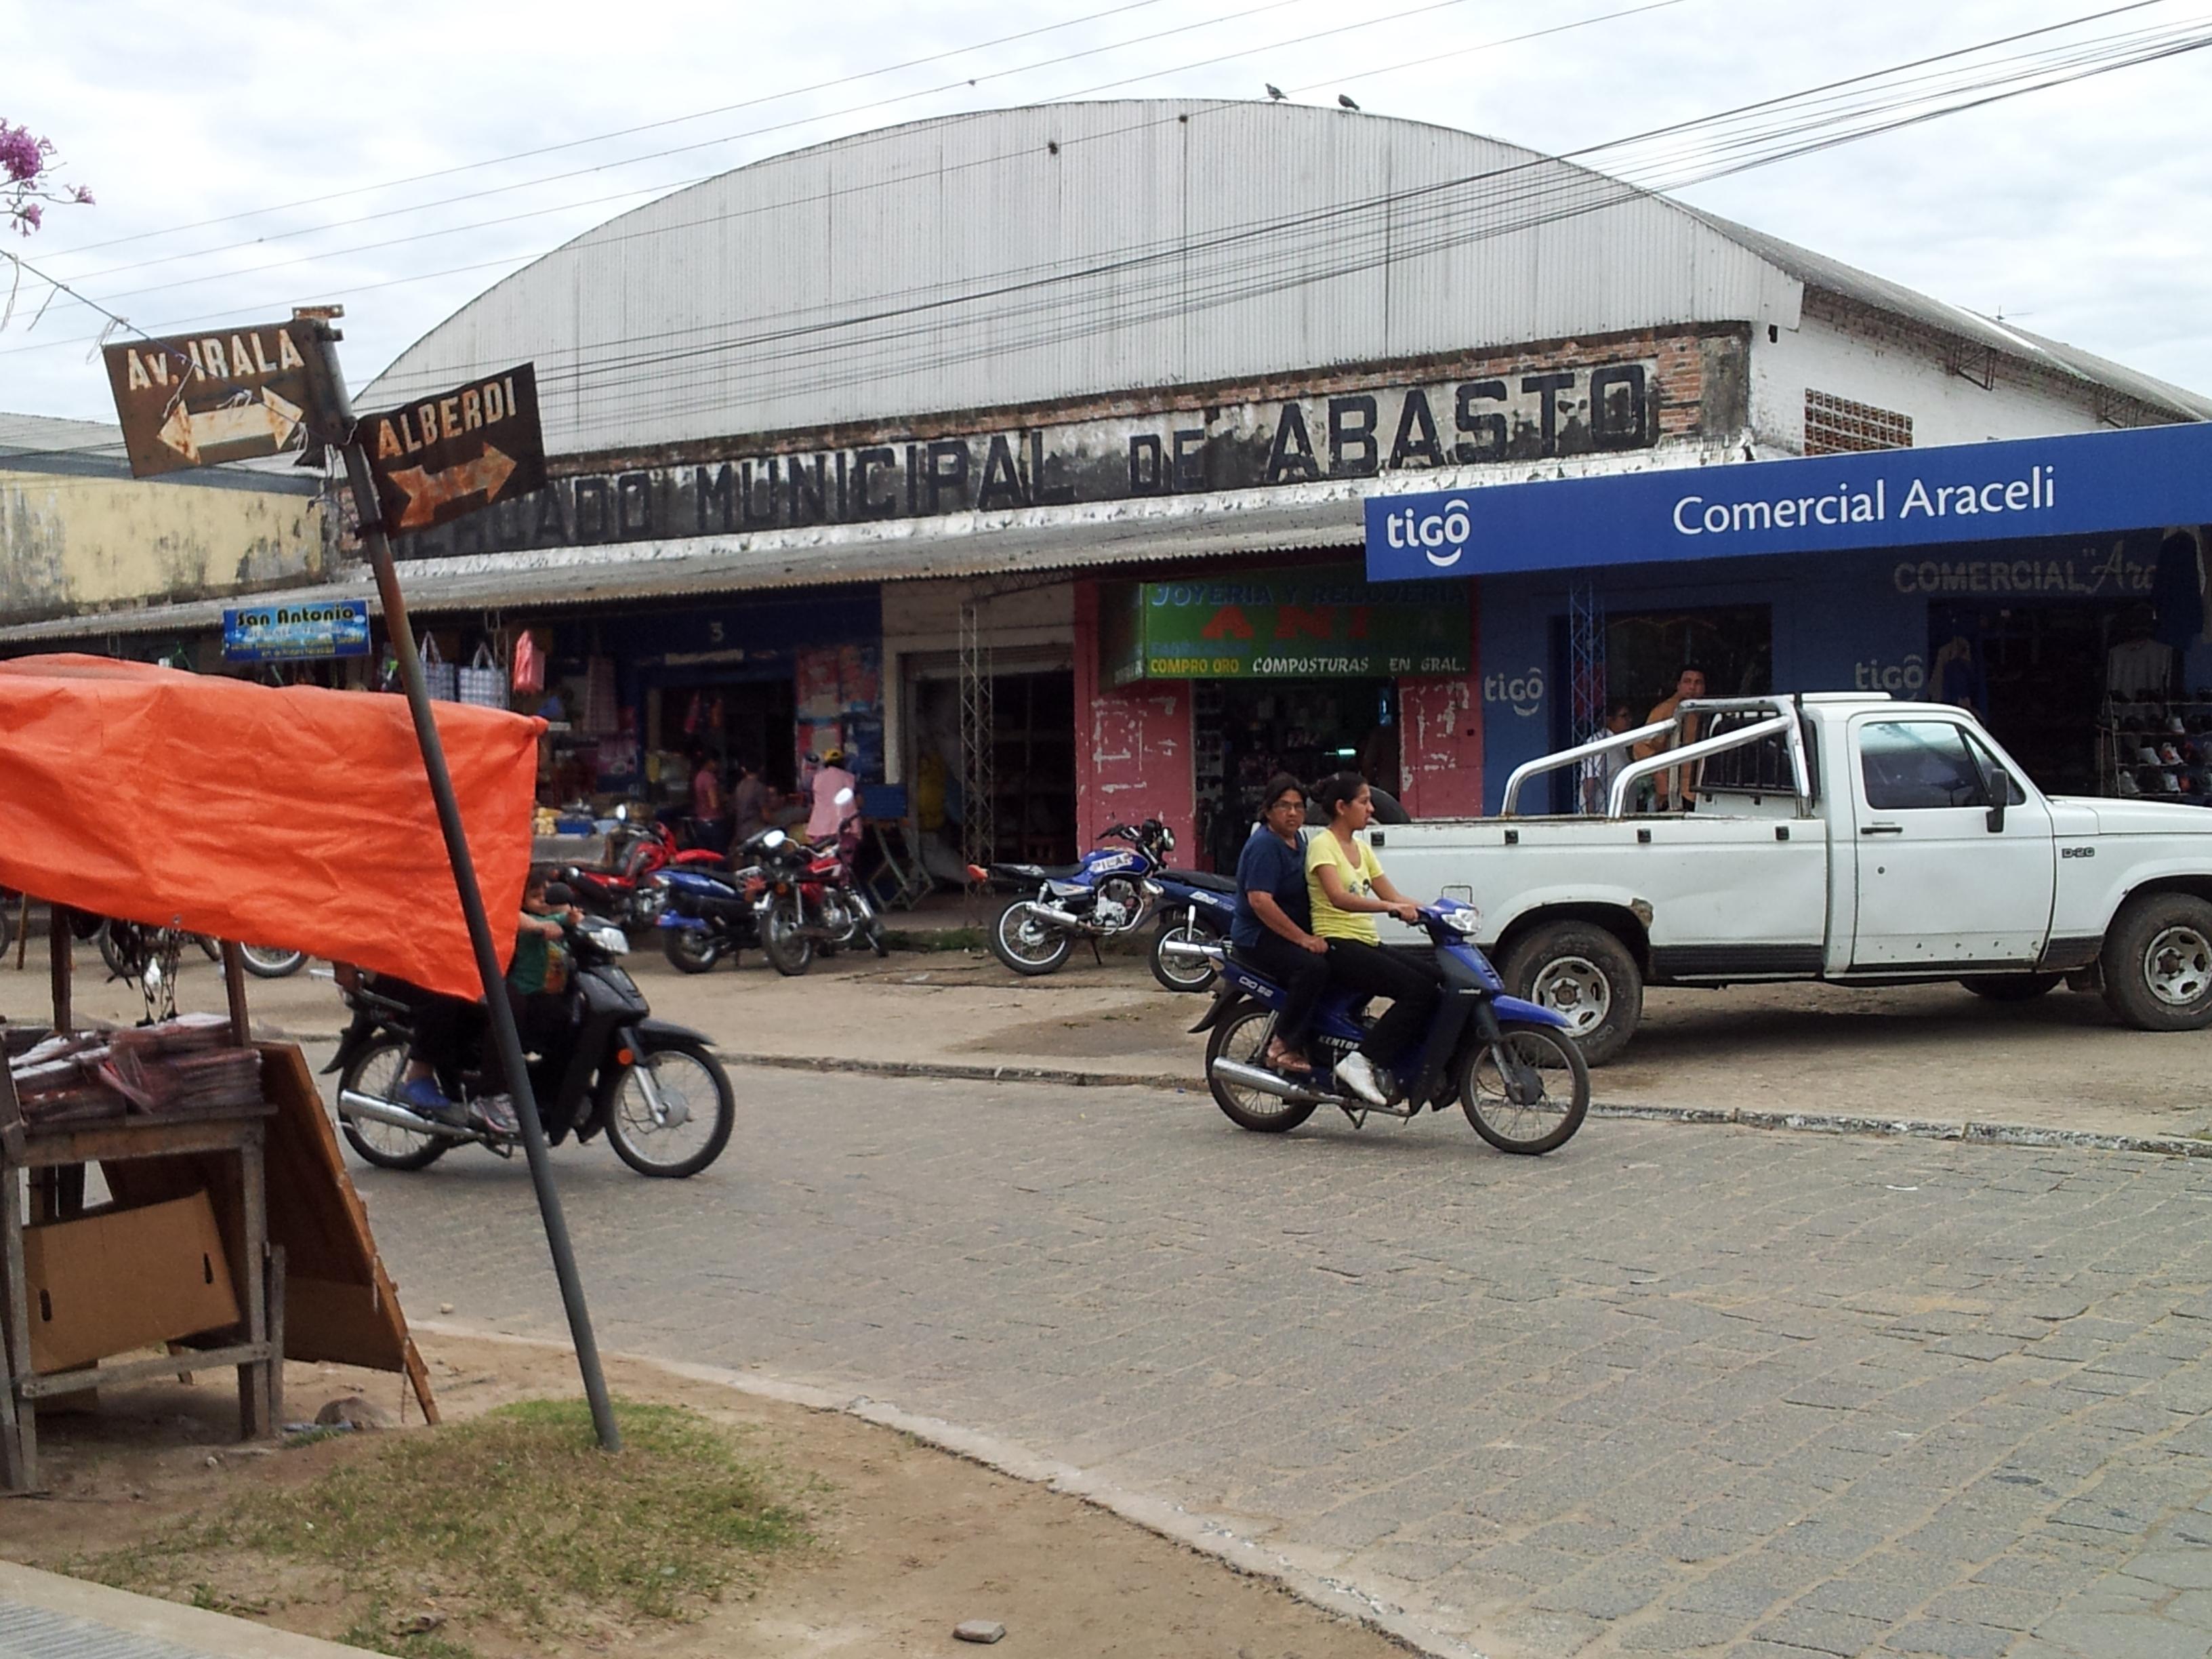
1440, 905, 1482, 935
581, 920, 630, 954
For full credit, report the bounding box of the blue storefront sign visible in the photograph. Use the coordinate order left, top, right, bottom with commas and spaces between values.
1364, 422, 2212, 582
222, 599, 371, 662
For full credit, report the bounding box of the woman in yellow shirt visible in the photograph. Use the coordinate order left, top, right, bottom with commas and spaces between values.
1305, 772, 1439, 1107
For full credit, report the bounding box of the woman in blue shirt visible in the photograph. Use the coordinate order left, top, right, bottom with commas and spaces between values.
1231, 773, 1330, 1074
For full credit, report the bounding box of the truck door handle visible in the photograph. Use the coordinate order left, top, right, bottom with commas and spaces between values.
1861, 823, 1904, 836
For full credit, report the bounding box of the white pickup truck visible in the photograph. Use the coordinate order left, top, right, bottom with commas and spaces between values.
1374, 693, 2212, 1064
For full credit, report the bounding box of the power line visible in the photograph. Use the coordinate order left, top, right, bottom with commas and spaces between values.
460, 5, 2211, 417
2, 0, 1684, 365
40, 0, 1172, 260
40, 0, 1319, 291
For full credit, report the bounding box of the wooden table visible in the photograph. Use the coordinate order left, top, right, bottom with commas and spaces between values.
0, 1082, 285, 1493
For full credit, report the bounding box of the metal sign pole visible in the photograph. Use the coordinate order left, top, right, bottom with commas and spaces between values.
303, 325, 621, 1453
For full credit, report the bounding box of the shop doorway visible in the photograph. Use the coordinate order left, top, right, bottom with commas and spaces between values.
1927, 602, 2123, 798
660, 677, 797, 791
1195, 680, 1398, 872
907, 667, 1077, 867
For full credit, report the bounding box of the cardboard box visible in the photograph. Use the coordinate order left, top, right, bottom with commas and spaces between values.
21, 1191, 240, 1373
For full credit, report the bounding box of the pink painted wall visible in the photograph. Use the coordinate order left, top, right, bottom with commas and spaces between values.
1073, 581, 1197, 857
1398, 583, 1485, 819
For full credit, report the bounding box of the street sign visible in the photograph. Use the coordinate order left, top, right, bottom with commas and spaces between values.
359, 364, 546, 537
222, 599, 371, 663
102, 323, 337, 478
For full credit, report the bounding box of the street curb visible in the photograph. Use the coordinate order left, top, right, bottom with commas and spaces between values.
726, 1053, 2212, 1159
0, 1557, 380, 1657
414, 1322, 1480, 1659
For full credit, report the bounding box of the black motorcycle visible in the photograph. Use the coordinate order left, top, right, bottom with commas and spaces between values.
326, 901, 735, 1179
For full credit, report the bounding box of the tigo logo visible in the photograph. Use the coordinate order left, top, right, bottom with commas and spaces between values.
1378, 500, 1474, 568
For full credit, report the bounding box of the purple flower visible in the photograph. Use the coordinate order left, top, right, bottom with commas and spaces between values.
15, 202, 41, 232
0, 122, 53, 186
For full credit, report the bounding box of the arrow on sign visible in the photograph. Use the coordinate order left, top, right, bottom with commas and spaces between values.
387, 445, 518, 530
157, 388, 305, 465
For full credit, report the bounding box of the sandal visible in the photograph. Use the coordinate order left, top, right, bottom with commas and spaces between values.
1265, 1040, 1313, 1076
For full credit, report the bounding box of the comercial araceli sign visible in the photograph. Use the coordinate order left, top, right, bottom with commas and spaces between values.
1363, 422, 2212, 582
1099, 566, 1469, 684
359, 363, 546, 537
102, 323, 338, 478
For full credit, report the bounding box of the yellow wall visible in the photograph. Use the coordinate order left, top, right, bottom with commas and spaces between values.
0, 470, 324, 619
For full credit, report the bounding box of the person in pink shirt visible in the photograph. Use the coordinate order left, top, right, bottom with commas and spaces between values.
807, 747, 860, 848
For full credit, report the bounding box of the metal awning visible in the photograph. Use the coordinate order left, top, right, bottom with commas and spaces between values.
0, 478, 1372, 642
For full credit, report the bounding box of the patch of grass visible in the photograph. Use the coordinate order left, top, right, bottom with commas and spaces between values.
79, 1397, 814, 1654
341, 1599, 478, 1659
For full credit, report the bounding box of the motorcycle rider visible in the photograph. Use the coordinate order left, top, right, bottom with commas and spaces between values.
1231, 774, 1328, 1076
1306, 771, 1439, 1107
388, 867, 576, 1136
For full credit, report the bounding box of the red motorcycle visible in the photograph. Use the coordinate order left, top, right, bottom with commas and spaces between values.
565, 813, 722, 931
754, 817, 888, 977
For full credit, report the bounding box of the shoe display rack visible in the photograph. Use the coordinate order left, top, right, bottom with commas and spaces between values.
2098, 695, 2212, 804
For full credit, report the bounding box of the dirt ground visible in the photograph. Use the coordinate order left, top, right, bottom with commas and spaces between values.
0, 1333, 1409, 1659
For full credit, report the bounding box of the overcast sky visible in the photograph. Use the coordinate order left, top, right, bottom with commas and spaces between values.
4, 0, 2209, 428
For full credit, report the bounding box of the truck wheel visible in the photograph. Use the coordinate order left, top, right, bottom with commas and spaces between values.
1960, 974, 2062, 1002
2101, 893, 2212, 1031
1503, 921, 1642, 1067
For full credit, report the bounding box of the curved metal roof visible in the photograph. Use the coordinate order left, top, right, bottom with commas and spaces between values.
359, 98, 2203, 456
358, 100, 1805, 453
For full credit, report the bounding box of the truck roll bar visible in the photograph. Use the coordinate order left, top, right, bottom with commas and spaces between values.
1499, 696, 1816, 820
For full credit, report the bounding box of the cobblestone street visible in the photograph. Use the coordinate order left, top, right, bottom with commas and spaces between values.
350, 1065, 2212, 1659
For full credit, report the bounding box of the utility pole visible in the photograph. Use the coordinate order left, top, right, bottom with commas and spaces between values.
296, 314, 621, 1453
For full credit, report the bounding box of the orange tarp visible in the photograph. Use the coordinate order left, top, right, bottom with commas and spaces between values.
0, 653, 542, 1000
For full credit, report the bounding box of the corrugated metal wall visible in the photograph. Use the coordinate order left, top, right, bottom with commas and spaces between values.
360, 100, 1803, 455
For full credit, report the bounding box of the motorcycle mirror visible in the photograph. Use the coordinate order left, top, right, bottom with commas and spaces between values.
834, 786, 855, 806
615, 803, 630, 822
763, 830, 787, 849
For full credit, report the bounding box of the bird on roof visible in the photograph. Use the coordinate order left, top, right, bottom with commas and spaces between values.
1265, 83, 1286, 101
1338, 93, 1361, 111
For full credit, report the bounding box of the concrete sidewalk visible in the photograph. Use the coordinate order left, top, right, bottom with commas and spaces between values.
0, 1560, 375, 1658
8, 935, 2212, 1150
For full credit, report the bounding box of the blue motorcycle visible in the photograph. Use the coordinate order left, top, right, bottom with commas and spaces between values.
1191, 899, 1590, 1154
1146, 868, 1240, 993
972, 818, 1179, 977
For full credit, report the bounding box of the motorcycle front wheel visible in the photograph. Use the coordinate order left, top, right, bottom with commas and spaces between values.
663, 928, 726, 975
239, 943, 308, 978
763, 902, 813, 977
1204, 1004, 1317, 1133
337, 1035, 451, 1172
1150, 918, 1220, 992
603, 1036, 736, 1179
990, 900, 1073, 977
1457, 1022, 1590, 1155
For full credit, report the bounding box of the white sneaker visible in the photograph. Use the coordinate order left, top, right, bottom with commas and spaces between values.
1335, 1052, 1389, 1107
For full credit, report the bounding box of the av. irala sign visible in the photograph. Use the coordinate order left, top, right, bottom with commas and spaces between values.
1364, 424, 2212, 583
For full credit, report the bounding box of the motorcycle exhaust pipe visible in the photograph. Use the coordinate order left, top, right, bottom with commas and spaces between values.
1209, 1058, 1328, 1105
1160, 938, 1224, 962
1020, 901, 1090, 930
337, 1088, 479, 1141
